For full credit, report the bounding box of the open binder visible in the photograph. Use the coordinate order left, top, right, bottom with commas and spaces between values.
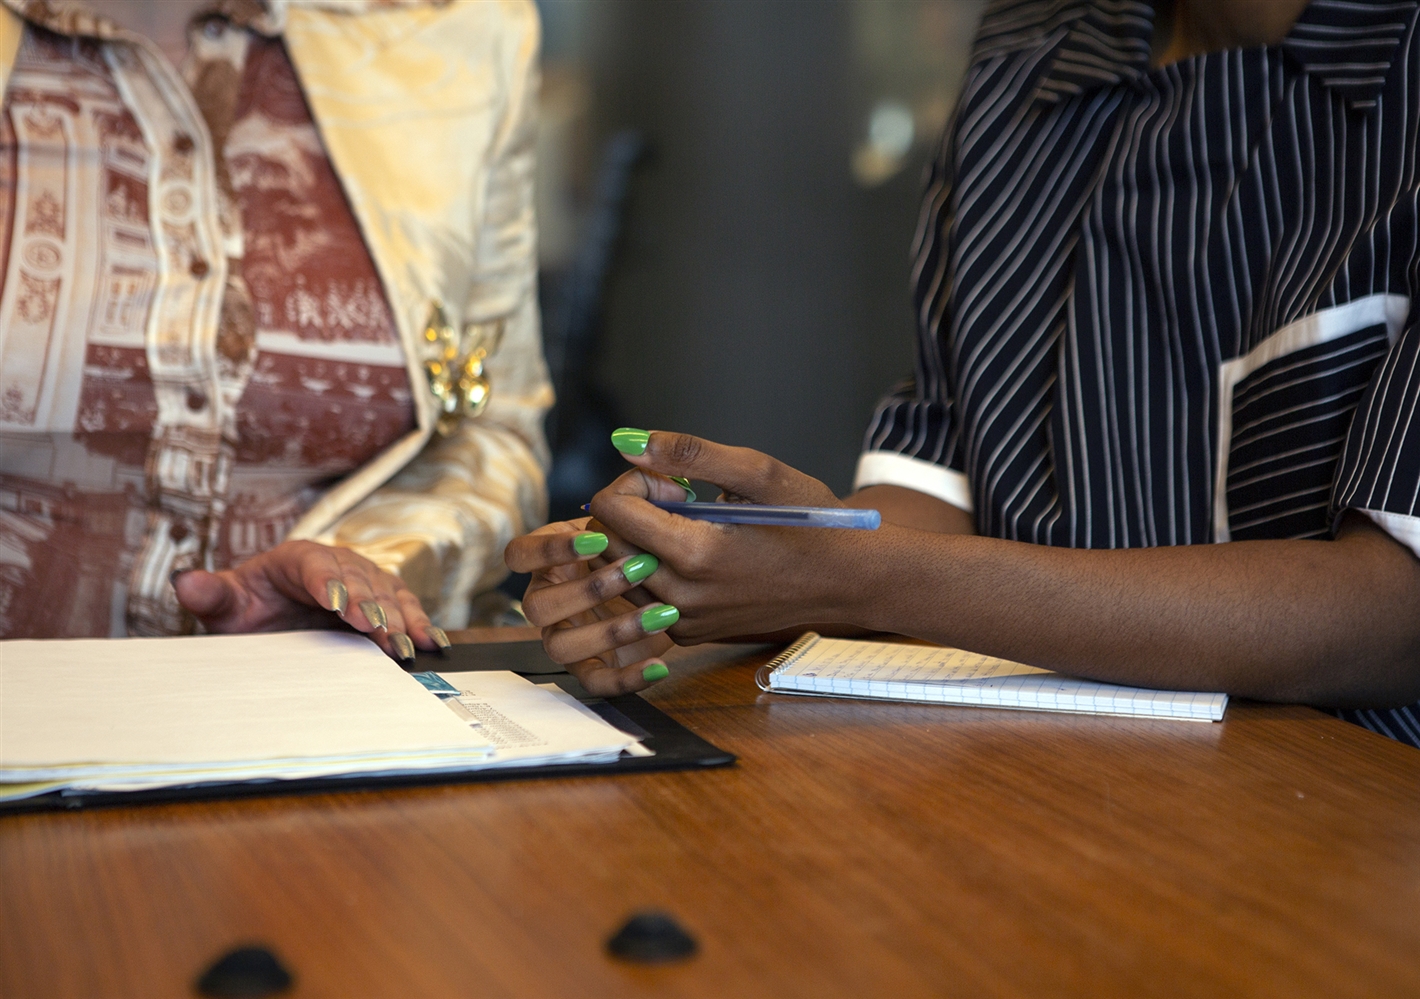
0, 638, 733, 814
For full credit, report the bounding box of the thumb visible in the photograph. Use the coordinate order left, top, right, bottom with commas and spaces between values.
172, 569, 242, 622
611, 428, 834, 506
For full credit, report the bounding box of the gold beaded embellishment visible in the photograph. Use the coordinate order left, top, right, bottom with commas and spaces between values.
423, 302, 505, 435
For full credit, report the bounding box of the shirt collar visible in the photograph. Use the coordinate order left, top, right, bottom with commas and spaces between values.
1030, 0, 1419, 111
1030, 1, 1156, 107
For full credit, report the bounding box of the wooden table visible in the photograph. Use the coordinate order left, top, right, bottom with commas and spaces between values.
3, 630, 1419, 998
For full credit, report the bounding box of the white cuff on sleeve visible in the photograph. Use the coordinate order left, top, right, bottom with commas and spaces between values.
1359, 508, 1420, 561
853, 450, 973, 513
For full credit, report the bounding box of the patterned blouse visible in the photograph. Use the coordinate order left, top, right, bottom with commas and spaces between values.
0, 6, 417, 637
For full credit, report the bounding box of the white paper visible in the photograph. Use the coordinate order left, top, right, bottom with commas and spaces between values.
0, 632, 495, 782
535, 682, 654, 757
784, 637, 1050, 683
434, 672, 635, 766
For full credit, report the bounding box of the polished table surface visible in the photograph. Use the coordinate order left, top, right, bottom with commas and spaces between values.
3, 629, 1419, 998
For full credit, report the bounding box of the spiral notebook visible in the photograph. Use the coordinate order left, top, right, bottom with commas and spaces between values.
756, 633, 1228, 722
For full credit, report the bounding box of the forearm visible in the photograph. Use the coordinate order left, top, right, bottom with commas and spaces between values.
839, 514, 1420, 707
846, 484, 976, 535
521, 429, 1420, 706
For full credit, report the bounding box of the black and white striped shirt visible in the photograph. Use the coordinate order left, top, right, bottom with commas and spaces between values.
858, 0, 1420, 746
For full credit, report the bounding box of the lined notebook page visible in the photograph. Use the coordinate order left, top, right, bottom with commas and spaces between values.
761, 635, 1227, 722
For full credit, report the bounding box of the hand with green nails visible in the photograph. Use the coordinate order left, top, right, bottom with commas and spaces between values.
169, 539, 444, 665
505, 516, 677, 695
503, 428, 849, 691
506, 428, 860, 680
597, 428, 849, 645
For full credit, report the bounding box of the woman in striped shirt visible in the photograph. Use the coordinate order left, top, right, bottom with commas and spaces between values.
508, 0, 1420, 748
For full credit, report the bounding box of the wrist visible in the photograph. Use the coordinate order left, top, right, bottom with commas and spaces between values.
840, 526, 972, 639
817, 525, 914, 634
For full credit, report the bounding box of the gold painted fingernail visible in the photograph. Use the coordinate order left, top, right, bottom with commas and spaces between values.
426, 625, 451, 650
360, 601, 388, 630
327, 580, 348, 616
390, 632, 416, 663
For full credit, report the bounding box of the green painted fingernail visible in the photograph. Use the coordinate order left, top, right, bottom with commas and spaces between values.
622, 553, 659, 584
670, 476, 697, 502
611, 427, 650, 455
642, 663, 669, 682
573, 531, 609, 556
641, 604, 679, 634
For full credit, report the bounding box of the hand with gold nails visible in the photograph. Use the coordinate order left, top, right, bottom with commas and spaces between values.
170, 540, 449, 665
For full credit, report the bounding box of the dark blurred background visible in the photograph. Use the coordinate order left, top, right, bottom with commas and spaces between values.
533, 0, 984, 519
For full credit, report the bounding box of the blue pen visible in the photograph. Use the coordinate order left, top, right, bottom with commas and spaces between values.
580, 501, 880, 529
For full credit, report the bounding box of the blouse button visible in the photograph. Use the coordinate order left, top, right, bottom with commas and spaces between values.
174, 133, 194, 154
202, 19, 226, 40
189, 257, 210, 278
169, 522, 190, 543
185, 388, 208, 412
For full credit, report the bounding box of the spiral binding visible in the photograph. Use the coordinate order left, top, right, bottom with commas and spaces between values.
753, 632, 822, 691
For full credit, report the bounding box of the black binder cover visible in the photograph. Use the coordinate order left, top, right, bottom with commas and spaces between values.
1, 641, 735, 814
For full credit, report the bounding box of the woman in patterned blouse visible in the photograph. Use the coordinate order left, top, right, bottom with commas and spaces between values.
0, 1, 552, 660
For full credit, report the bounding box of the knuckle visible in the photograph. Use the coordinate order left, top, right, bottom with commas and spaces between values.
562, 659, 595, 685
616, 670, 643, 695
541, 631, 578, 665
521, 594, 552, 626
587, 568, 620, 604
663, 434, 703, 466
328, 542, 363, 564
501, 539, 525, 571
677, 544, 710, 577
564, 660, 612, 696
581, 670, 619, 698
289, 540, 326, 569
616, 613, 648, 643
548, 533, 574, 560
749, 452, 779, 488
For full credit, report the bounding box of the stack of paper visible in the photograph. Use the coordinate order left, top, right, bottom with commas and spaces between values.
0, 631, 635, 803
